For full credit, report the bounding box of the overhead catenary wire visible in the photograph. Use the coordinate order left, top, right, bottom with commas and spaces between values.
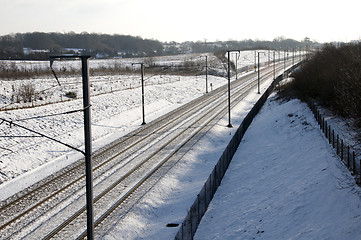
1, 57, 91, 157
0, 135, 42, 138
50, 59, 61, 86
13, 105, 90, 122
0, 146, 13, 152
0, 117, 85, 155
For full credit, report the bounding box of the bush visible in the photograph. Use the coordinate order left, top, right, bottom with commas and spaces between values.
292, 43, 361, 125
65, 91, 77, 99
15, 83, 36, 103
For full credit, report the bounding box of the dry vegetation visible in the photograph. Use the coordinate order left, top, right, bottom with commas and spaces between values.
287, 43, 361, 126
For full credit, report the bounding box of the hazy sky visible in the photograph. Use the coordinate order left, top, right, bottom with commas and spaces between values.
1, 0, 360, 43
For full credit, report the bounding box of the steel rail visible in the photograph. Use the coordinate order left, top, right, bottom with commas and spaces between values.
0, 74, 234, 233
0, 72, 229, 213
0, 60, 296, 238
44, 61, 295, 239
0, 60, 263, 216
0, 87, 221, 232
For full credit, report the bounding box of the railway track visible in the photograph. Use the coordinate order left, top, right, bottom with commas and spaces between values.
0, 60, 297, 239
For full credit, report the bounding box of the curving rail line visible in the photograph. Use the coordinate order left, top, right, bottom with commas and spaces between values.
0, 60, 297, 239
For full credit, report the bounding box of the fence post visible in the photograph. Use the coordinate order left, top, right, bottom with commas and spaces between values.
190, 210, 192, 240
341, 140, 344, 161
337, 134, 339, 155
317, 110, 320, 123
347, 146, 350, 168
328, 126, 331, 143
203, 182, 207, 211
197, 194, 200, 225
353, 151, 356, 175
359, 159, 361, 184
181, 222, 183, 240
317, 111, 320, 125
332, 130, 335, 148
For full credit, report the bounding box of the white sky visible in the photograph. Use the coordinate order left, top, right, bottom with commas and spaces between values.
1, 0, 360, 43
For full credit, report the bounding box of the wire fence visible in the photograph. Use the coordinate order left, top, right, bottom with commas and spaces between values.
307, 101, 361, 184
174, 63, 301, 240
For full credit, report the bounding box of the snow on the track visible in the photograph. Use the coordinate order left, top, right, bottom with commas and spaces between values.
3, 53, 354, 240
98, 82, 361, 239
0, 50, 276, 196
100, 71, 278, 240
0, 74, 227, 200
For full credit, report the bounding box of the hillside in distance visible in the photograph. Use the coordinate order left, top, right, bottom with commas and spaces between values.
0, 32, 317, 60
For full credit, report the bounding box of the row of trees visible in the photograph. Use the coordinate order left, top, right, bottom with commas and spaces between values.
0, 32, 319, 60
0, 32, 164, 60
187, 37, 315, 54
291, 42, 361, 126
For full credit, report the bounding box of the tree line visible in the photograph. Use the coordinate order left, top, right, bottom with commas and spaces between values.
291, 42, 361, 126
0, 32, 318, 60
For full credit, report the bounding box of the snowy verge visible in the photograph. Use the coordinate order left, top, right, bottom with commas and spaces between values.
194, 95, 361, 240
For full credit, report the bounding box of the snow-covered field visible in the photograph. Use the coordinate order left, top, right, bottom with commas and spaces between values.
0, 50, 292, 110
0, 50, 278, 186
0, 74, 228, 185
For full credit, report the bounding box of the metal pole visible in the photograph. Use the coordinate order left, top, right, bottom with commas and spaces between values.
81, 56, 94, 240
200, 55, 208, 93
257, 52, 260, 94
254, 51, 257, 72
141, 63, 146, 125
273, 51, 275, 80
133, 63, 146, 125
283, 50, 286, 74
235, 53, 238, 80
206, 56, 208, 93
227, 51, 232, 128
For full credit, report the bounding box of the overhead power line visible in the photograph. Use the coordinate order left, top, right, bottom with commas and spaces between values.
14, 106, 90, 122
0, 117, 85, 155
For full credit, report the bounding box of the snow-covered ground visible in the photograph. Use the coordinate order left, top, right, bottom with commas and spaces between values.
194, 94, 361, 240
0, 50, 278, 186
2, 51, 359, 239
3, 52, 348, 240
99, 69, 280, 240
0, 74, 227, 186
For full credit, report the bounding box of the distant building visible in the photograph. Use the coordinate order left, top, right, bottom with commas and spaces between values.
23, 48, 50, 55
